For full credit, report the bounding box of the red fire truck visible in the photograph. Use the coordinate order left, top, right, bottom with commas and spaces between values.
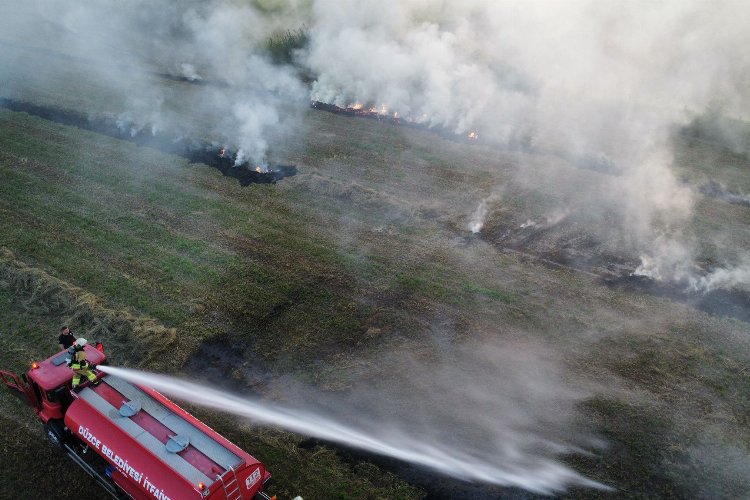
0, 343, 272, 500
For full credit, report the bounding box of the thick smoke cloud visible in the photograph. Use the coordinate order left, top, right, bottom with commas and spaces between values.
303, 0, 750, 289
3, 1, 747, 275
1, 0, 308, 166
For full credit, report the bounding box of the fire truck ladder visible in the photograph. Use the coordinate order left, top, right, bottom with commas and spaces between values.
218, 465, 243, 500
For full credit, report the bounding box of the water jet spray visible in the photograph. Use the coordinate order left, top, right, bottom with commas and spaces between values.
98, 365, 608, 495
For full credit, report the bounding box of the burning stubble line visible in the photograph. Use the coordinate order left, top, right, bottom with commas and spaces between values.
98, 365, 609, 494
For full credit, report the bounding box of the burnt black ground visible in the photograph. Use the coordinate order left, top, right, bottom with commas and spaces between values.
0, 98, 296, 185
606, 275, 750, 324
482, 220, 750, 324
310, 100, 486, 145
698, 180, 750, 208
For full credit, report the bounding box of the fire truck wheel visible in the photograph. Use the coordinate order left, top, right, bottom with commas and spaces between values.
44, 419, 67, 450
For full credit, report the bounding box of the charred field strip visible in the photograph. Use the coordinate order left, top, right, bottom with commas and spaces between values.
698, 180, 750, 208
0, 98, 296, 186
310, 100, 485, 144
480, 219, 750, 324
607, 275, 750, 324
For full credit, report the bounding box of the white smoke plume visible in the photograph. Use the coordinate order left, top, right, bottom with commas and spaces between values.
519, 208, 571, 230
179, 63, 202, 82
0, 0, 308, 166
634, 244, 750, 295
632, 236, 697, 282
302, 0, 749, 289
689, 263, 750, 294
468, 197, 490, 234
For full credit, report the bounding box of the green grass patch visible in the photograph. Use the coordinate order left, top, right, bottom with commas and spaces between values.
462, 282, 517, 303
266, 28, 309, 65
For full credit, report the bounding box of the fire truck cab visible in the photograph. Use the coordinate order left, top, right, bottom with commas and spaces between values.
1, 345, 272, 500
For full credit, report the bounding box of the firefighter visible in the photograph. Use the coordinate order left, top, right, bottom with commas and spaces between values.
58, 325, 77, 350
69, 338, 99, 389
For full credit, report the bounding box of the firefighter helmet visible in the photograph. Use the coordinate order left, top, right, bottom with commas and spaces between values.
75, 338, 88, 348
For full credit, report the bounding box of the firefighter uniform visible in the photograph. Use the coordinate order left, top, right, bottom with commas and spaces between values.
69, 339, 98, 388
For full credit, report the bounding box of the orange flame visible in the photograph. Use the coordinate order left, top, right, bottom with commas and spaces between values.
320, 99, 480, 141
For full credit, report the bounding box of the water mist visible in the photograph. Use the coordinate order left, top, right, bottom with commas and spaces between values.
98, 364, 607, 495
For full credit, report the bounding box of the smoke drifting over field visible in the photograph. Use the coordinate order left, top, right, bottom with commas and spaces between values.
1, 0, 307, 166
3, 0, 748, 278
302, 0, 750, 289
468, 197, 491, 234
